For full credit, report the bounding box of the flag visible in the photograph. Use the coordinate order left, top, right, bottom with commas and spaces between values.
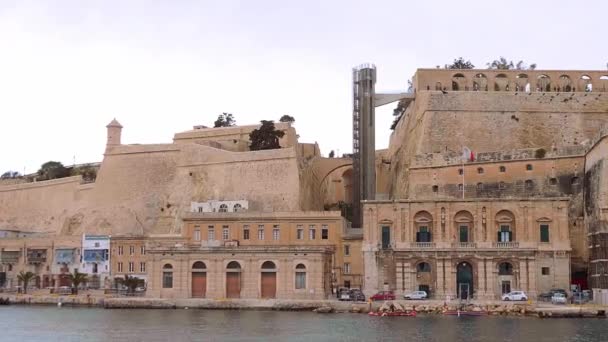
462, 146, 475, 162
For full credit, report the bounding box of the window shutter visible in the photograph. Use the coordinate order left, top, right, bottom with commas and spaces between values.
508, 231, 513, 242
497, 231, 502, 242
416, 232, 420, 242
428, 232, 432, 242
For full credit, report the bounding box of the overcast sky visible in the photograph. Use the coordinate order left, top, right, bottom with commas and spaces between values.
1, 0, 607, 174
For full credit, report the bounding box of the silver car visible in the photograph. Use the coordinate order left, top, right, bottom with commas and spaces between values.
551, 293, 567, 304
403, 290, 428, 300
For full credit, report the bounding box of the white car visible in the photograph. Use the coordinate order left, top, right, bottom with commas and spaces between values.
551, 293, 567, 304
502, 291, 528, 301
403, 291, 428, 300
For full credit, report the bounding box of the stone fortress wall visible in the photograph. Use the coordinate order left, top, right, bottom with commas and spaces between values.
0, 121, 325, 237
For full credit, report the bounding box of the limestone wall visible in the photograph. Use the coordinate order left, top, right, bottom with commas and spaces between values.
387, 91, 608, 199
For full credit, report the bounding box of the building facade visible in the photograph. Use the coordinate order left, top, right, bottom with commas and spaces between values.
81, 235, 110, 289
362, 199, 571, 300
110, 236, 149, 286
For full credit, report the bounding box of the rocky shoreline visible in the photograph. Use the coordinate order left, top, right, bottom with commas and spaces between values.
2, 295, 606, 318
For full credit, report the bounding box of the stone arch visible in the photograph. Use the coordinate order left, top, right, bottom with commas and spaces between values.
537, 74, 551, 92
454, 210, 474, 242
414, 211, 433, 242
516, 73, 530, 92
473, 73, 487, 91
261, 261, 277, 298
219, 204, 228, 212
435, 81, 442, 91
600, 76, 608, 92
494, 73, 509, 91
414, 260, 433, 296
162, 263, 173, 289
495, 210, 516, 241
456, 260, 475, 299
191, 261, 207, 298
233, 203, 242, 212
496, 260, 518, 296
452, 73, 466, 91
226, 261, 242, 298
559, 75, 573, 92
579, 75, 592, 92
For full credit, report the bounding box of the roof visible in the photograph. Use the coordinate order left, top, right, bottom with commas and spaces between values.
106, 118, 123, 128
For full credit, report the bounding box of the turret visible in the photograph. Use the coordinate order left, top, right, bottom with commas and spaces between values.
106, 118, 123, 152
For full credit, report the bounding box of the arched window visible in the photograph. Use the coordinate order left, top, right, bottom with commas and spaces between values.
579, 75, 592, 92
477, 182, 483, 191
525, 179, 534, 189
600, 76, 608, 92
192, 261, 206, 270
233, 203, 242, 212
454, 210, 474, 243
496, 210, 515, 242
526, 164, 533, 171
559, 75, 573, 92
261, 261, 276, 270
227, 261, 241, 270
495, 73, 509, 91
452, 73, 466, 91
498, 262, 513, 275
477, 167, 484, 174
162, 264, 173, 288
295, 264, 306, 289
499, 166, 506, 172
473, 73, 487, 91
414, 211, 433, 243
219, 204, 228, 213
417, 262, 431, 272
516, 74, 529, 92
537, 75, 551, 92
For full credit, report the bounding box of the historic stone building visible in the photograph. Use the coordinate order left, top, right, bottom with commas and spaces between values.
362, 68, 608, 298
145, 209, 360, 299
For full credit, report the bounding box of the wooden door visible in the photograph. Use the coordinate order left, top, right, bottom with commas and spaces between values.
226, 272, 240, 298
191, 272, 206, 298
261, 272, 276, 299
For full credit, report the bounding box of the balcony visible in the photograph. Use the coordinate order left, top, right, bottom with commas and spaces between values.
492, 242, 520, 248
451, 242, 477, 248
410, 242, 436, 249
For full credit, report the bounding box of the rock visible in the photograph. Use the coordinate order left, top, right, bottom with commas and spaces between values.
350, 306, 361, 313
314, 306, 333, 314
472, 307, 482, 312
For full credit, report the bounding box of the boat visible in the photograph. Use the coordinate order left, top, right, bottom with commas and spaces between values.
442, 310, 487, 316
368, 311, 417, 317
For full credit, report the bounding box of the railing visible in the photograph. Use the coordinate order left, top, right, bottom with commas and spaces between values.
410, 242, 436, 248
27, 257, 47, 263
492, 242, 520, 248
451, 242, 477, 248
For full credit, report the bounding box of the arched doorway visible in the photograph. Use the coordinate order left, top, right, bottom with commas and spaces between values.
497, 261, 516, 296
342, 169, 353, 204
191, 261, 207, 298
226, 261, 241, 298
261, 261, 277, 299
416, 262, 432, 296
456, 261, 474, 300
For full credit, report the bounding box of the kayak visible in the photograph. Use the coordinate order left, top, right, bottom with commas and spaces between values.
368, 311, 417, 317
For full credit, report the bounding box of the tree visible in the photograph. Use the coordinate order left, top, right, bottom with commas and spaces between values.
119, 275, 140, 294
446, 57, 475, 69
68, 270, 88, 295
213, 113, 236, 128
487, 57, 537, 70
17, 271, 35, 294
71, 165, 97, 182
249, 120, 285, 151
1, 171, 21, 179
37, 161, 70, 181
329, 150, 335, 158
279, 115, 295, 123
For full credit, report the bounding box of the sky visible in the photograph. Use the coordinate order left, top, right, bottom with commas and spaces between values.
1, 0, 607, 174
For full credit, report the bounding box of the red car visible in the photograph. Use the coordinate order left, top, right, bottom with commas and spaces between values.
370, 290, 396, 301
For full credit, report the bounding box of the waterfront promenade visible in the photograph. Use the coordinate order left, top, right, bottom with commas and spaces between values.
2, 290, 606, 318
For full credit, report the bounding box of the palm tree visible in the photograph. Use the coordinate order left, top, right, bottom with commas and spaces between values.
68, 270, 88, 295
17, 271, 35, 294
122, 275, 140, 294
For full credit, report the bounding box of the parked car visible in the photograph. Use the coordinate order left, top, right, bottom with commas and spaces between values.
502, 291, 528, 301
370, 291, 396, 301
403, 291, 428, 300
551, 292, 567, 305
338, 288, 351, 301
539, 288, 568, 301
349, 289, 366, 302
